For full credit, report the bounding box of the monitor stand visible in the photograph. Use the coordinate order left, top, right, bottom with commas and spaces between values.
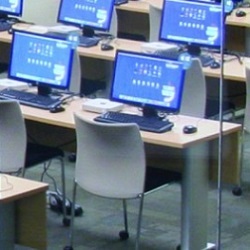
38, 84, 52, 96
78, 26, 101, 47
142, 107, 159, 119
186, 45, 202, 57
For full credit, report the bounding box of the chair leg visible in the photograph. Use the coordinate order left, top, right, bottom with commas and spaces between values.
119, 199, 129, 240
59, 157, 70, 226
232, 129, 244, 196
123, 199, 128, 233
135, 193, 144, 250
39, 157, 69, 225
64, 181, 77, 250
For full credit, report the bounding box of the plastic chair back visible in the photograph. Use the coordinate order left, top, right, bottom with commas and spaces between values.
245, 64, 250, 132
74, 114, 146, 199
149, 4, 162, 42
180, 58, 206, 118
0, 100, 27, 172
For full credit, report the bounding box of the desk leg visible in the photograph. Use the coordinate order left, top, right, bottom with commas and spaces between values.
181, 142, 209, 250
0, 202, 15, 249
15, 192, 47, 250
245, 28, 250, 57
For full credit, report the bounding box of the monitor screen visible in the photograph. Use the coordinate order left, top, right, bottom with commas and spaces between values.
159, 0, 222, 51
110, 51, 186, 115
9, 30, 75, 94
57, 0, 115, 35
0, 0, 23, 17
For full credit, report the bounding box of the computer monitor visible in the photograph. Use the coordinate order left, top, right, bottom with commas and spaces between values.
0, 0, 23, 18
57, 0, 115, 37
9, 30, 75, 96
110, 50, 186, 116
159, 0, 222, 55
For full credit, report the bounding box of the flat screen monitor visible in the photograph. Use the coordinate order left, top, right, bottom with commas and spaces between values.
57, 0, 115, 37
110, 50, 186, 116
0, 0, 23, 18
159, 0, 222, 54
9, 30, 75, 95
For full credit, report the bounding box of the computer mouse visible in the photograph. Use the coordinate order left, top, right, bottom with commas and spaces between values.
183, 125, 197, 134
235, 10, 246, 17
101, 43, 114, 51
49, 106, 65, 113
210, 61, 220, 69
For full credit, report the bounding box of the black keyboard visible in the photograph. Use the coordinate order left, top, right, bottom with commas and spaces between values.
46, 32, 101, 48
0, 21, 12, 32
156, 49, 215, 67
0, 88, 61, 110
94, 111, 174, 133
78, 36, 100, 47
115, 0, 128, 5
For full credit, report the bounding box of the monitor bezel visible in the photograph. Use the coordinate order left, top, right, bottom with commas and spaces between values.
110, 50, 186, 115
0, 0, 24, 17
8, 30, 75, 92
57, 0, 115, 33
159, 0, 223, 51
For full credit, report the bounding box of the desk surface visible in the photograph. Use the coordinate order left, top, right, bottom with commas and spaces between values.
0, 24, 246, 82
226, 8, 250, 27
117, 0, 249, 27
20, 98, 241, 149
0, 174, 48, 203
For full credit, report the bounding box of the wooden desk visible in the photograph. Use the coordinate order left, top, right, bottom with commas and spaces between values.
20, 98, 241, 250
116, 1, 248, 51
0, 26, 247, 82
0, 174, 48, 249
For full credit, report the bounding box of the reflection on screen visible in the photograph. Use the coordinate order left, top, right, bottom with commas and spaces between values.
9, 31, 75, 91
0, 0, 23, 16
110, 51, 186, 114
58, 0, 115, 31
159, 0, 222, 49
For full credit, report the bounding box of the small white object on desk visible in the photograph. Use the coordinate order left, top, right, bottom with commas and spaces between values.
82, 98, 124, 113
0, 78, 29, 91
47, 25, 81, 34
141, 42, 178, 54
25, 25, 50, 33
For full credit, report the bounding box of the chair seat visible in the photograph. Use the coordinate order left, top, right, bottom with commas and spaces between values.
144, 167, 182, 193
25, 143, 64, 168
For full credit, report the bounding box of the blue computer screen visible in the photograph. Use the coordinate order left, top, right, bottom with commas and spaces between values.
110, 51, 186, 114
58, 0, 115, 31
159, 0, 222, 49
9, 31, 75, 90
0, 0, 23, 16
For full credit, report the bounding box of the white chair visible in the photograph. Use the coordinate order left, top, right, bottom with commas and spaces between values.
64, 114, 181, 250
180, 58, 235, 119
149, 3, 162, 42
180, 58, 207, 117
0, 100, 68, 225
233, 64, 250, 196
0, 100, 26, 174
21, 0, 60, 26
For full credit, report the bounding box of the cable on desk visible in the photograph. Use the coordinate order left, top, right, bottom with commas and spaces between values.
0, 174, 13, 192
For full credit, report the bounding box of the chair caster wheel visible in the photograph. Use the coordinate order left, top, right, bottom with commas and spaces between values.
63, 217, 70, 227
232, 186, 242, 196
119, 230, 129, 240
64, 246, 73, 250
